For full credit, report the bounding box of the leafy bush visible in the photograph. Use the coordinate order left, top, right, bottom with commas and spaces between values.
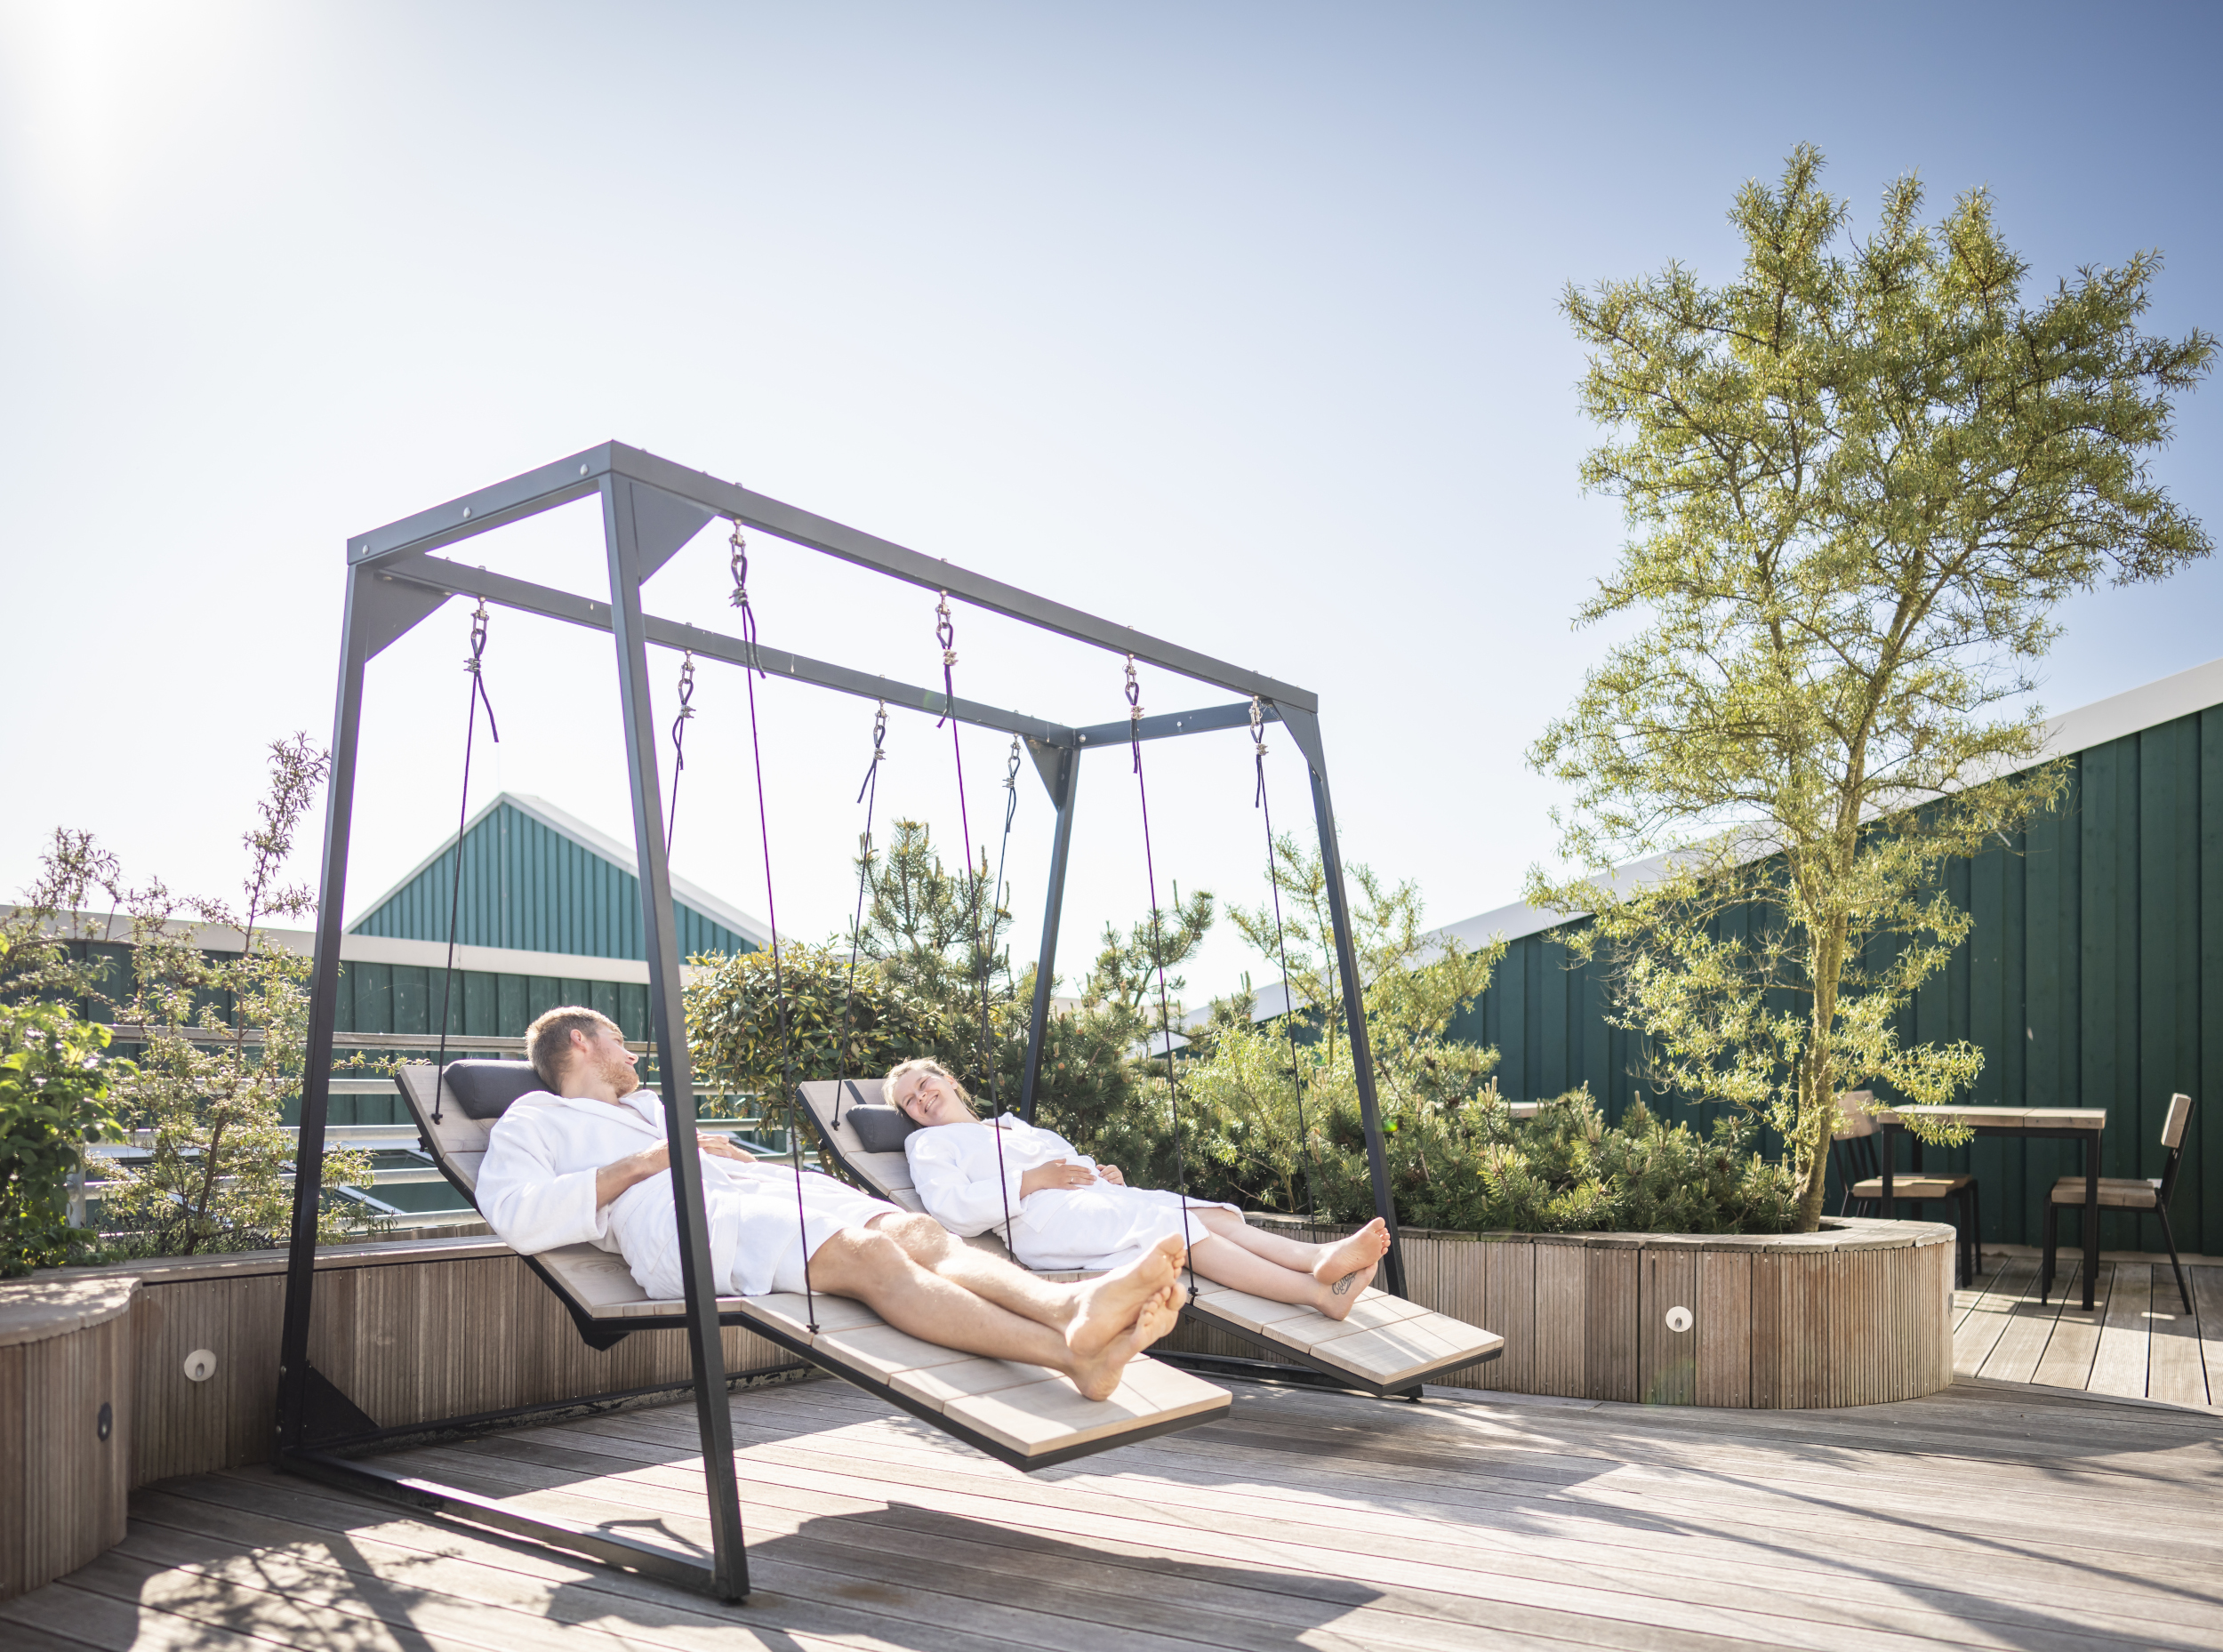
0, 1005, 124, 1277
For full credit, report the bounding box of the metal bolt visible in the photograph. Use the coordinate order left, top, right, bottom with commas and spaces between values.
579, 463, 589, 476
462, 506, 472, 518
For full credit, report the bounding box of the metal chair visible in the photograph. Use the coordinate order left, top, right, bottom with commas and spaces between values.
1831, 1091, 1980, 1287
2041, 1092, 2195, 1313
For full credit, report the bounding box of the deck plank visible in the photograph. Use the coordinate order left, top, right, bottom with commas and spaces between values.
2030, 1260, 2115, 1391
2195, 1266, 2223, 1407
2088, 1264, 2155, 1399
1974, 1261, 2074, 1383
2147, 1271, 2211, 1408
1952, 1254, 2035, 1375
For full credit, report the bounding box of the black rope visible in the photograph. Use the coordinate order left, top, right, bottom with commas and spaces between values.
1128, 655, 1197, 1303
831, 703, 887, 1130
935, 595, 1015, 1248
731, 523, 816, 1332
1251, 697, 1320, 1231
431, 601, 500, 1126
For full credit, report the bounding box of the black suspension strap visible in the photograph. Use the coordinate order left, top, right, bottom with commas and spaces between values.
431, 601, 501, 1126
831, 703, 888, 1129
730, 523, 816, 1333
934, 596, 1015, 1248
1128, 655, 1197, 1303
1251, 697, 1320, 1229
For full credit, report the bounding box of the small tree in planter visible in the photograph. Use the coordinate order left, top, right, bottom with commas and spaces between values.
101, 734, 370, 1255
1528, 147, 2213, 1229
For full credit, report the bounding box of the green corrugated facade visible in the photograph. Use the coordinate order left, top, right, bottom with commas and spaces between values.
350, 798, 755, 962
1449, 705, 2223, 1255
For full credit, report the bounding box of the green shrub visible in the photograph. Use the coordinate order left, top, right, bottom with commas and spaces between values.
0, 1005, 124, 1277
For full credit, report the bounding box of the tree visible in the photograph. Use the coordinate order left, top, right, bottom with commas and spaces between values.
1184, 837, 1504, 1219
1527, 148, 2214, 1229
103, 734, 371, 1255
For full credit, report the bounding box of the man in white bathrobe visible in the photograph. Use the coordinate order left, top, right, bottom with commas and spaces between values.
475, 1006, 1184, 1400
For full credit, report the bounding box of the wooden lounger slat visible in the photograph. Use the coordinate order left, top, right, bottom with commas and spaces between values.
795, 1078, 1506, 1397
390, 1063, 1229, 1472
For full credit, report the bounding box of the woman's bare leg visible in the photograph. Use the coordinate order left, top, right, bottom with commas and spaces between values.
806, 1225, 1179, 1399
1190, 1209, 1393, 1320
871, 1215, 1187, 1359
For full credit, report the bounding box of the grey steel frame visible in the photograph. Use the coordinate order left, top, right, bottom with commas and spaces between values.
275, 441, 1405, 1603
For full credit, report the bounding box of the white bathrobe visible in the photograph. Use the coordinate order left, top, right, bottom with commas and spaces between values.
903, 1113, 1235, 1271
476, 1087, 898, 1300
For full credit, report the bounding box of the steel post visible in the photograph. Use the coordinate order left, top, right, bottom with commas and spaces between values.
601, 477, 749, 1601
1018, 742, 1080, 1123
1276, 707, 1405, 1299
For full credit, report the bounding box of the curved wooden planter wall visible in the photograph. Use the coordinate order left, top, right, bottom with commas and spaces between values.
1166, 1215, 1956, 1408
0, 1278, 134, 1600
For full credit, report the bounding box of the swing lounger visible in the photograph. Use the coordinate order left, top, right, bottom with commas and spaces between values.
396, 1063, 1231, 1470
797, 1079, 1505, 1397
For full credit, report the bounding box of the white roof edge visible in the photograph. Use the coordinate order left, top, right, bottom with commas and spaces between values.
1435, 655, 2223, 950
343, 790, 771, 949
8, 910, 710, 985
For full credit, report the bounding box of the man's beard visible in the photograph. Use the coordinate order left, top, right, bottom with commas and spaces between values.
598, 1048, 641, 1097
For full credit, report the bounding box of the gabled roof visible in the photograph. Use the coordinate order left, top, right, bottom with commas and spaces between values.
347, 790, 771, 952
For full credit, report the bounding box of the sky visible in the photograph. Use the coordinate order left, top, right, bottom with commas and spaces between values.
2, 0, 2219, 1004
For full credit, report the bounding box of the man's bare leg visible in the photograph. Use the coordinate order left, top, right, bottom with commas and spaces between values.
875, 1215, 1186, 1359
804, 1226, 1179, 1400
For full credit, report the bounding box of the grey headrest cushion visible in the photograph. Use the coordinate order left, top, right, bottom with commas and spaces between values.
848, 1104, 920, 1152
440, 1060, 547, 1120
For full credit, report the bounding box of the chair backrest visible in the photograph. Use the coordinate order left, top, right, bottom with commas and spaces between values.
793, 1079, 927, 1213
2158, 1091, 2195, 1203
1828, 1091, 1879, 1189
1833, 1091, 1876, 1139
395, 1060, 547, 1197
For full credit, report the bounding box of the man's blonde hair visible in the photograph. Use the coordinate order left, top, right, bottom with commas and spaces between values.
525, 1006, 622, 1089
883, 1056, 976, 1117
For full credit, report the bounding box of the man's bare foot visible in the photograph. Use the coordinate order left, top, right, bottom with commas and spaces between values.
1315, 1257, 1380, 1320
1312, 1218, 1391, 1289
1067, 1233, 1184, 1359
1069, 1283, 1182, 1400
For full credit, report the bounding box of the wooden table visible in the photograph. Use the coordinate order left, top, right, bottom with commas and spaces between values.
1875, 1106, 2107, 1309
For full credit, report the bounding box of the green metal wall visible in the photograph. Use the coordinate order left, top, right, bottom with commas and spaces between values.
350, 799, 754, 961
1450, 705, 2223, 1255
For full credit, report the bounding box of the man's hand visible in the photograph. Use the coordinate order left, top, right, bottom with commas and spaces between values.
596, 1132, 755, 1208
1019, 1158, 1102, 1199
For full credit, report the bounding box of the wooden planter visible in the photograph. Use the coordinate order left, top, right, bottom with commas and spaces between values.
0, 1277, 136, 1600
1165, 1215, 1956, 1407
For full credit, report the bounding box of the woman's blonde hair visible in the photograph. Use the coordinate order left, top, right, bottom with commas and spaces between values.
883, 1056, 976, 1118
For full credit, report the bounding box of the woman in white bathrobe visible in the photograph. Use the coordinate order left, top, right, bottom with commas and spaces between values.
889, 1058, 1393, 1321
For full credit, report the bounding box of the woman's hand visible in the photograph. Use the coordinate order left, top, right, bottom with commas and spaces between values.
1096, 1165, 1126, 1186
1019, 1158, 1101, 1199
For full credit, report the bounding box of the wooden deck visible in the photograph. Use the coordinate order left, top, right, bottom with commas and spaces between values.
1955, 1255, 2223, 1409
9, 1368, 2223, 1650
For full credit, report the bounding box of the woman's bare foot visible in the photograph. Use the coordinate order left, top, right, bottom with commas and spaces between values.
1314, 1257, 1379, 1320
1069, 1283, 1182, 1400
1312, 1218, 1391, 1289
1067, 1233, 1184, 1359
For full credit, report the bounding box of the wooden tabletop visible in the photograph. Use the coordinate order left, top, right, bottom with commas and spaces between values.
1874, 1105, 2107, 1130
